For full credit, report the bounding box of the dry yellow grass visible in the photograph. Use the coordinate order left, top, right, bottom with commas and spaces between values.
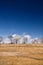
0, 44, 43, 65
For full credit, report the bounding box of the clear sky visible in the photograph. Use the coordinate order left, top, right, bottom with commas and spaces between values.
0, 0, 43, 38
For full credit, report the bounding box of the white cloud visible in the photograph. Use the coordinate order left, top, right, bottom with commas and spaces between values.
12, 34, 31, 44
3, 38, 10, 43
12, 34, 16, 37
24, 35, 31, 39
19, 37, 23, 43
28, 39, 33, 43
29, 37, 41, 44
1, 33, 41, 44
12, 34, 20, 39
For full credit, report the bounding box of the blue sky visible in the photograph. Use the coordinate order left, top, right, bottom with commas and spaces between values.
0, 0, 43, 38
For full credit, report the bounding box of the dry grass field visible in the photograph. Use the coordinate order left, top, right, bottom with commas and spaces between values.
0, 44, 43, 65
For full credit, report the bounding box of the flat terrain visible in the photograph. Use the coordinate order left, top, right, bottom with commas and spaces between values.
0, 44, 43, 65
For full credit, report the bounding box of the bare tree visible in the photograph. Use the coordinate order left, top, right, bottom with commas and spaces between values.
8, 35, 13, 44
23, 35, 30, 44
23, 34, 31, 44
12, 34, 20, 44
32, 38, 38, 44
23, 37, 28, 44
0, 36, 3, 44
41, 37, 43, 44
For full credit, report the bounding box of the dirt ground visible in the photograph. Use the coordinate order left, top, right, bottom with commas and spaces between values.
0, 44, 43, 65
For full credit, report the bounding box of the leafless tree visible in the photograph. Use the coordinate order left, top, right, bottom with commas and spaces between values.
8, 35, 13, 44
13, 34, 20, 44
23, 37, 28, 44
32, 38, 38, 44
41, 37, 43, 44
0, 36, 3, 44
